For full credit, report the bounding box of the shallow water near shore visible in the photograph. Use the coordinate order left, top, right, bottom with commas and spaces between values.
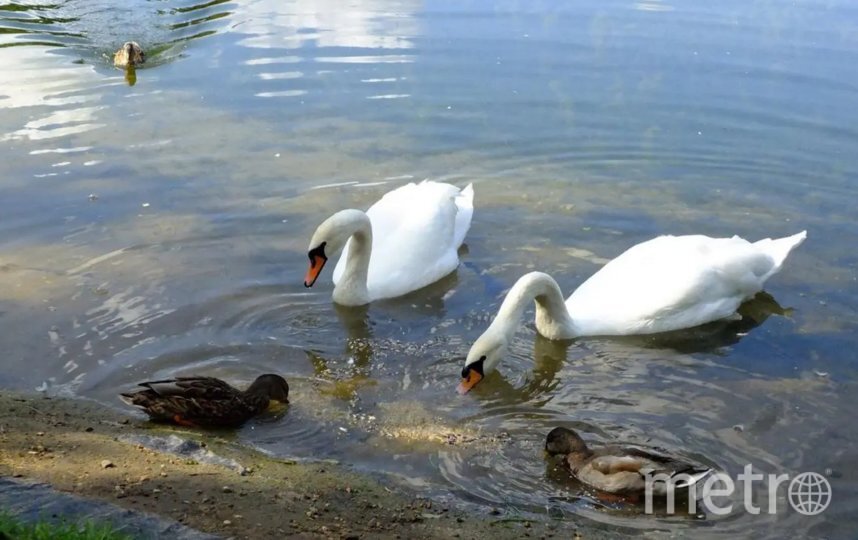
2, 0, 858, 537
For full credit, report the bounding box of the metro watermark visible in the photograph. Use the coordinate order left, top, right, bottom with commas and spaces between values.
645, 465, 832, 516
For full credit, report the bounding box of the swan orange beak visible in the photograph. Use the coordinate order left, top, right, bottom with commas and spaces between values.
457, 370, 482, 394
304, 244, 328, 287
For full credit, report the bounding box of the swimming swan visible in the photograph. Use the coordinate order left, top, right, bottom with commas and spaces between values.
459, 231, 806, 392
305, 181, 474, 306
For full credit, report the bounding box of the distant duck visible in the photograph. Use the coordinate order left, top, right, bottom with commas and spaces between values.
114, 41, 145, 68
305, 181, 474, 306
459, 231, 806, 393
545, 427, 712, 497
120, 374, 289, 428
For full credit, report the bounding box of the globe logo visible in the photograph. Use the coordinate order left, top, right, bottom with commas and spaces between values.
788, 472, 832, 516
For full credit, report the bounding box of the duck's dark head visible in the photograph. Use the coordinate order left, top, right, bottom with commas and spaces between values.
122, 41, 145, 67
545, 427, 588, 456
247, 374, 290, 403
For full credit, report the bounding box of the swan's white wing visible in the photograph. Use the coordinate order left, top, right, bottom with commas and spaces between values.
565, 234, 795, 336
332, 181, 466, 300
453, 183, 474, 248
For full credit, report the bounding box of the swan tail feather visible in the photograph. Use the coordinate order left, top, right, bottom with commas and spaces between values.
458, 182, 474, 202
754, 231, 807, 278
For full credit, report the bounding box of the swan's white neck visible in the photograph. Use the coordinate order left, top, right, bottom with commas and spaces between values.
327, 211, 373, 306
489, 272, 579, 340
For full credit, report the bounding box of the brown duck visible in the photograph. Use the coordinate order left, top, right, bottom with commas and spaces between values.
114, 41, 146, 68
120, 374, 289, 428
545, 427, 712, 497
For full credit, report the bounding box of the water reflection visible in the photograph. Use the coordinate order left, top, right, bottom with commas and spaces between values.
235, 0, 417, 100
0, 0, 234, 69
0, 0, 238, 145
236, 0, 417, 50
634, 0, 674, 13
307, 303, 376, 400
0, 42, 98, 109
0, 1, 84, 50
1, 0, 858, 537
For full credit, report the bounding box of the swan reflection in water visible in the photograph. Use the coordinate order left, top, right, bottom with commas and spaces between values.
305, 303, 375, 400
305, 269, 464, 400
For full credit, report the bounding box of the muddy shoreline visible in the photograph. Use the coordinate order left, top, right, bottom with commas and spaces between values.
0, 391, 597, 539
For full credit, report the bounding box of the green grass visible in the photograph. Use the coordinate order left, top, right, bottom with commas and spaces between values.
0, 512, 132, 540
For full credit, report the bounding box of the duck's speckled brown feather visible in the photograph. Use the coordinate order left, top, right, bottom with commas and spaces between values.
121, 374, 288, 428
546, 427, 712, 496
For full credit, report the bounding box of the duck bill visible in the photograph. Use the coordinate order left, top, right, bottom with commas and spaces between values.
304, 255, 327, 287
457, 370, 483, 394
266, 399, 289, 411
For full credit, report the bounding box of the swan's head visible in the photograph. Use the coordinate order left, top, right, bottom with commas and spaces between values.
304, 209, 365, 288
114, 41, 145, 68
304, 241, 328, 288
457, 328, 508, 394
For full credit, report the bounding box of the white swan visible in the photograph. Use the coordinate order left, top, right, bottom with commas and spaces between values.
458, 231, 807, 393
304, 181, 474, 306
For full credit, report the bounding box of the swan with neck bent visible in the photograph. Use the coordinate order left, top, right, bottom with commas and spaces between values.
305, 181, 474, 306
458, 231, 807, 393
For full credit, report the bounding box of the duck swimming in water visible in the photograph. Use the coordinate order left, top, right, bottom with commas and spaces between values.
120, 374, 289, 428
545, 427, 712, 497
114, 41, 145, 68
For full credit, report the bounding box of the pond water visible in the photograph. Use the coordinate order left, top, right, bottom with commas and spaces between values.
2, 0, 858, 537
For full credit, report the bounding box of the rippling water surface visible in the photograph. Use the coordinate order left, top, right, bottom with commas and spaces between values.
2, 0, 857, 537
